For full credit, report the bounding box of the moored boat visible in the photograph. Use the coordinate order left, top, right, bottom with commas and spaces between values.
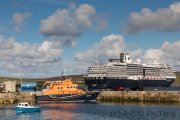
84, 53, 176, 89
16, 102, 41, 112
35, 77, 99, 102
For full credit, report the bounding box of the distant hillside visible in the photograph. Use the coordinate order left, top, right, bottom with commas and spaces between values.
0, 74, 84, 86
171, 72, 180, 86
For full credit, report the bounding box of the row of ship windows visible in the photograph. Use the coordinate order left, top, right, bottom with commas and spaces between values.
87, 73, 106, 74
88, 68, 163, 71
85, 80, 106, 83
85, 80, 173, 84
85, 77, 104, 79
88, 69, 162, 72
107, 77, 127, 79
87, 71, 160, 74
88, 69, 107, 71
58, 86, 77, 89
87, 70, 107, 72
89, 66, 109, 68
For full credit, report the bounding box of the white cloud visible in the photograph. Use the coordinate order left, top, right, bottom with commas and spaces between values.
0, 35, 63, 78
11, 12, 32, 33
143, 49, 163, 59
1, 34, 180, 78
74, 34, 125, 63
137, 40, 180, 71
40, 8, 80, 38
74, 33, 180, 72
74, 4, 96, 29
40, 3, 107, 47
125, 2, 180, 34
126, 48, 143, 59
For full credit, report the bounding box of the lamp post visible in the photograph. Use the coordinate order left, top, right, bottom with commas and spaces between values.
20, 59, 22, 91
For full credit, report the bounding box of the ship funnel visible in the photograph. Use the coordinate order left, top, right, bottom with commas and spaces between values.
120, 53, 125, 63
125, 54, 132, 63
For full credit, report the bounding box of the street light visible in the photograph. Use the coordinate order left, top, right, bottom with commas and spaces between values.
20, 59, 22, 91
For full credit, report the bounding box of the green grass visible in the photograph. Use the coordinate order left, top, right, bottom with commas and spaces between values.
171, 72, 180, 86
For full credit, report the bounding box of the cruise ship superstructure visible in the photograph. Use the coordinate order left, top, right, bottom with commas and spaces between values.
84, 53, 176, 89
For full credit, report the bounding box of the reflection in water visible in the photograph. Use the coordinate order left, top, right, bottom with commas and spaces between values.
16, 113, 30, 120
97, 101, 180, 107
0, 104, 16, 118
1, 101, 180, 120
41, 103, 78, 120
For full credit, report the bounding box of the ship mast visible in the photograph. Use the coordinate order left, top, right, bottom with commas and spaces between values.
64, 66, 67, 80
61, 65, 67, 80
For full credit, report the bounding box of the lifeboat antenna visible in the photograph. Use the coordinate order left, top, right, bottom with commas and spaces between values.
60, 67, 64, 80
64, 66, 67, 80
63, 65, 68, 80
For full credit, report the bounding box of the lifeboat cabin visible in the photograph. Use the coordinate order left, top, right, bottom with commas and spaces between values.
42, 77, 84, 95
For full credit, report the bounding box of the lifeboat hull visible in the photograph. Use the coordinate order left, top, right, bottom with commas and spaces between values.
35, 91, 99, 102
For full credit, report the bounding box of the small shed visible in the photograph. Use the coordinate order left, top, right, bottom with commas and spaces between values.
4, 80, 16, 92
21, 82, 36, 91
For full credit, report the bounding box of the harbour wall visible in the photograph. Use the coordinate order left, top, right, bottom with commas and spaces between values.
97, 91, 180, 102
0, 92, 35, 104
1, 91, 180, 104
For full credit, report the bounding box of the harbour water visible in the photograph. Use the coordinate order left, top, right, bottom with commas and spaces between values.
1, 101, 180, 120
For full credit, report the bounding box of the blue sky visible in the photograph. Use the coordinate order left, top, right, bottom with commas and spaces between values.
1, 0, 180, 78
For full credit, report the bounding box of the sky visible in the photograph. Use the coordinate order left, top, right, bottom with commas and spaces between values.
1, 0, 180, 78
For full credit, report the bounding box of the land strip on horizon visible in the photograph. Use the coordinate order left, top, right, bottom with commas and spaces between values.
0, 72, 180, 87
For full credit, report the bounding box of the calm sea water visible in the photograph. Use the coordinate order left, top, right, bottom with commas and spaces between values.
1, 101, 180, 120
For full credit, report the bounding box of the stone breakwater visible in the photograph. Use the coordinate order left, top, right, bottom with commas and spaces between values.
0, 92, 35, 104
1, 91, 180, 104
97, 91, 180, 102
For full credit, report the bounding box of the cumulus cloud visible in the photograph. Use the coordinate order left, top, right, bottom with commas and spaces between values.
136, 40, 180, 71
74, 34, 125, 63
0, 35, 63, 78
40, 3, 107, 47
73, 33, 180, 72
11, 12, 32, 33
74, 4, 96, 29
143, 49, 163, 59
125, 2, 180, 34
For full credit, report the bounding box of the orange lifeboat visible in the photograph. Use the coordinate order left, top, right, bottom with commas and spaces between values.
41, 77, 84, 95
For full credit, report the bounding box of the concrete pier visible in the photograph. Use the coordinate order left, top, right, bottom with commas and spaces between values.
0, 92, 35, 104
97, 91, 180, 102
1, 91, 180, 104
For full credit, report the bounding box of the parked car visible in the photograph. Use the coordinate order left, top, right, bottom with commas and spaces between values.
112, 85, 124, 91
129, 85, 144, 91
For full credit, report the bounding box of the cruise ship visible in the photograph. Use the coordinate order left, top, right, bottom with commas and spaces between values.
84, 53, 176, 89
